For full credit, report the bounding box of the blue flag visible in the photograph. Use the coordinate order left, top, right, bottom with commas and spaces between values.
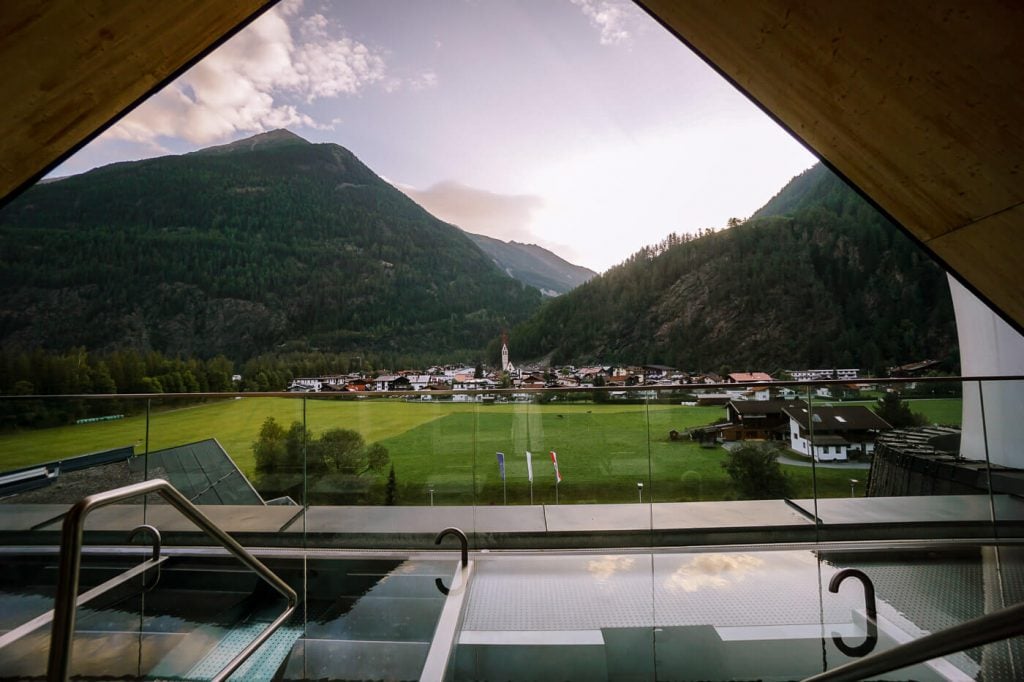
496, 451, 506, 480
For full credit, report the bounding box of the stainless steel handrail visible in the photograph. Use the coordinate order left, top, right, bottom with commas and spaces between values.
803, 598, 1024, 681
0, 555, 168, 652
46, 478, 298, 682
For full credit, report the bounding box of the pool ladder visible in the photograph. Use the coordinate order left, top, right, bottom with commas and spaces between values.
44, 478, 297, 682
434, 527, 468, 595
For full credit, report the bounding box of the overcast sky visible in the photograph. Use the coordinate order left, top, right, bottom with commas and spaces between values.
55, 0, 816, 272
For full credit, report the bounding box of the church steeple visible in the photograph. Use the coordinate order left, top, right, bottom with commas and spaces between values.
501, 331, 510, 372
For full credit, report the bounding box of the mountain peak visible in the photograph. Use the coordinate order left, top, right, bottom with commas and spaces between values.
193, 129, 309, 156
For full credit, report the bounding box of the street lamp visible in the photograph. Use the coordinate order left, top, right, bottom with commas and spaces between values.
849, 479, 859, 498
637, 481, 644, 503
428, 485, 435, 506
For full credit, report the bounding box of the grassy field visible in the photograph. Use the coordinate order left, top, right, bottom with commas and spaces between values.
837, 398, 962, 426
0, 396, 962, 505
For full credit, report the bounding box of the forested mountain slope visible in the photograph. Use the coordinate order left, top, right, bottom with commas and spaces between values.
510, 164, 957, 372
465, 232, 596, 296
0, 130, 541, 360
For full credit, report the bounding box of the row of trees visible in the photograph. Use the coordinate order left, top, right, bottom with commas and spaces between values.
252, 417, 392, 504
0, 346, 484, 429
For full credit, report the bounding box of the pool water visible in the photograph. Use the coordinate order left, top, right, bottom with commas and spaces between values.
448, 545, 1024, 681
0, 545, 1021, 680
0, 553, 455, 681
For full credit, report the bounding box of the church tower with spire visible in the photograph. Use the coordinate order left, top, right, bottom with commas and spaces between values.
501, 331, 510, 373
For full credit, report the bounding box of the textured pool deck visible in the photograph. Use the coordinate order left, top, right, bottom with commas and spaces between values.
3, 494, 1023, 549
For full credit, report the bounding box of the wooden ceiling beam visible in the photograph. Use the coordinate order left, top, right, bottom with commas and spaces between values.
0, 0, 275, 203
639, 0, 1024, 329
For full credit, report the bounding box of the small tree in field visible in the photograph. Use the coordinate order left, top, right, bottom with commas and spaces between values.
873, 391, 927, 428
722, 443, 793, 500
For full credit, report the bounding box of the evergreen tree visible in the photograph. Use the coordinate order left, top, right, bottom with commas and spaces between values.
385, 465, 397, 505
873, 391, 927, 428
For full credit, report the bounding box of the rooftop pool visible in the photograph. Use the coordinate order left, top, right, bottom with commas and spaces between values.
0, 542, 1020, 680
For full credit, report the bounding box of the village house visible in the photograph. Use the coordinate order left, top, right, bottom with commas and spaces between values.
344, 378, 370, 392
402, 374, 434, 391
516, 373, 547, 389
782, 405, 893, 461
726, 372, 775, 383
287, 377, 322, 392
642, 364, 676, 381
786, 368, 861, 382
372, 375, 411, 391
722, 399, 808, 441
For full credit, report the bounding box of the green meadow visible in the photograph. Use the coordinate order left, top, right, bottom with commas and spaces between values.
0, 397, 963, 505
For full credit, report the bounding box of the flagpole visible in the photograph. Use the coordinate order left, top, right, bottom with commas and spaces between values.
555, 480, 559, 505
503, 477, 507, 505
526, 411, 532, 505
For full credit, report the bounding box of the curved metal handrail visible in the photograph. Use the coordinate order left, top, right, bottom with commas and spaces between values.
803, 598, 1024, 681
46, 478, 297, 682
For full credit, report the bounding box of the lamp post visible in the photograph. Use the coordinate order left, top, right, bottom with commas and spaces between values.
849, 479, 859, 498
428, 485, 435, 506
637, 481, 644, 503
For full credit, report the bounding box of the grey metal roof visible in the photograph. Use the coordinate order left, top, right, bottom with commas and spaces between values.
129, 439, 263, 505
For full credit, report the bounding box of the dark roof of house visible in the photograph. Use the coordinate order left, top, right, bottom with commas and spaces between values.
783, 405, 893, 432
729, 399, 808, 416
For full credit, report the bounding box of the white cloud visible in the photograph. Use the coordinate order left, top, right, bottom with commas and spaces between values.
107, 5, 386, 146
398, 179, 585, 266
409, 71, 439, 91
299, 13, 328, 40
663, 554, 764, 593
570, 0, 635, 46
399, 180, 544, 242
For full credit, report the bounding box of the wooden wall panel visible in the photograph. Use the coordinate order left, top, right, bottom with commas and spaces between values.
0, 0, 273, 202
640, 0, 1024, 329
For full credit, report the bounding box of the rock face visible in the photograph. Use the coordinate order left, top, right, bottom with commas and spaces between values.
0, 130, 541, 359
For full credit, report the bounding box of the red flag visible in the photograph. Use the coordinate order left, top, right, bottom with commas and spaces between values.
550, 450, 562, 483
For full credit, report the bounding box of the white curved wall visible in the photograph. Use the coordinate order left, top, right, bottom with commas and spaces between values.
950, 275, 1024, 467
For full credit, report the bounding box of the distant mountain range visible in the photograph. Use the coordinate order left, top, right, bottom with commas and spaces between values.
0, 132, 957, 372
508, 163, 958, 372
0, 130, 557, 359
465, 233, 595, 296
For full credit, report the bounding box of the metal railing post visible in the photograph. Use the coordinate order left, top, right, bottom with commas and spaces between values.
46, 479, 297, 682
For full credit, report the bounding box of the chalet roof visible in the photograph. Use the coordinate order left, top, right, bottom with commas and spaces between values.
890, 359, 940, 373
783, 405, 893, 432
729, 399, 807, 416
375, 374, 400, 382
728, 372, 774, 382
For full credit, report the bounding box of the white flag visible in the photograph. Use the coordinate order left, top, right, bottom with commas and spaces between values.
526, 450, 533, 482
